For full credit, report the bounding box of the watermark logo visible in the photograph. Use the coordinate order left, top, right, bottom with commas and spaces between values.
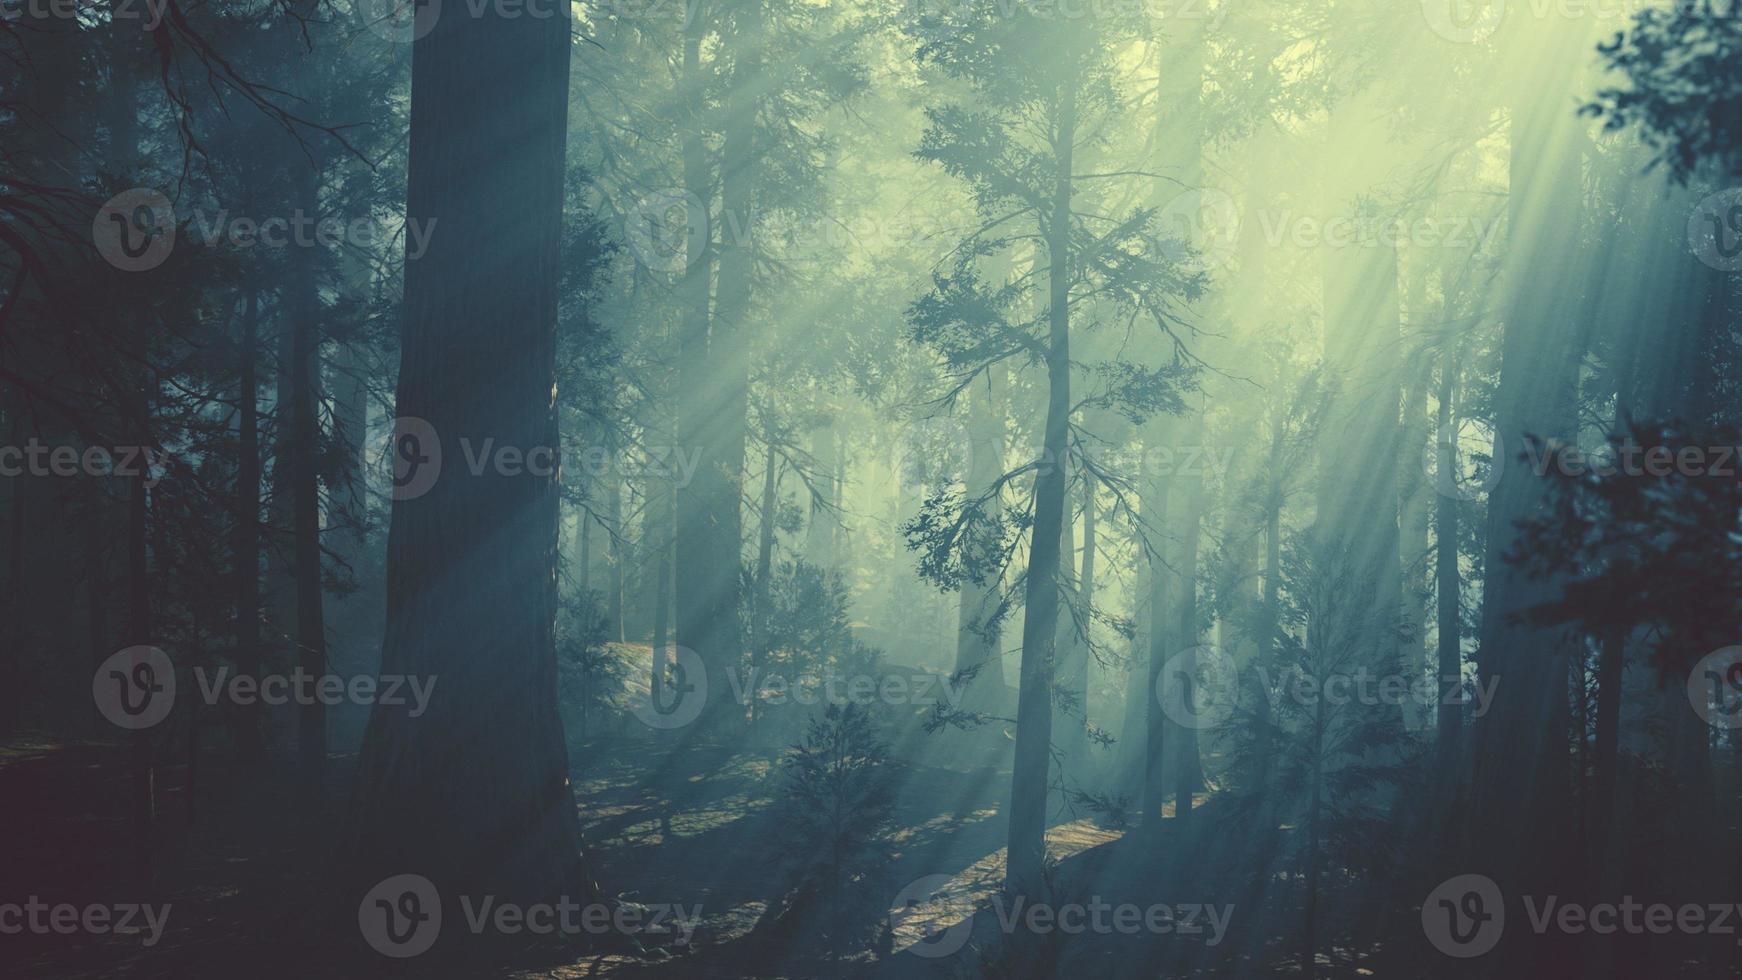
93, 646, 175, 731
359, 873, 442, 957
358, 0, 441, 43
358, 875, 699, 956
1156, 644, 1238, 732
1158, 188, 1240, 273
1421, 0, 1504, 43
725, 666, 968, 710
387, 416, 443, 501
1425, 873, 1742, 955
1425, 416, 1502, 501
93, 188, 175, 272
889, 874, 975, 958
1423, 873, 1504, 956
92, 650, 435, 731
1689, 188, 1742, 272
623, 188, 706, 274
630, 644, 707, 730
1690, 646, 1742, 730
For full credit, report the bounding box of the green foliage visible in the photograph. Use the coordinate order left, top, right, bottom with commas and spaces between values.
778, 701, 898, 944
1587, 0, 1742, 181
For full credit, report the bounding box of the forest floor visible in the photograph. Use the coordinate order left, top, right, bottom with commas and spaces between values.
3, 730, 1327, 978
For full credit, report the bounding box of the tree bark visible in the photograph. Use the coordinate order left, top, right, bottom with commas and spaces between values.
1007, 76, 1075, 896
350, 1, 593, 905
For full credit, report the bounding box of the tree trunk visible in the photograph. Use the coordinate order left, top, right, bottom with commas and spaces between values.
608, 464, 625, 643
751, 432, 778, 725
288, 163, 328, 790
1006, 76, 1074, 896
1141, 431, 1171, 829
672, 11, 731, 733
350, 1, 594, 906
954, 363, 1008, 711
1434, 353, 1461, 773
234, 287, 264, 758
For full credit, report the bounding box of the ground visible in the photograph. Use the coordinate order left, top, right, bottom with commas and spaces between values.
5, 731, 1327, 979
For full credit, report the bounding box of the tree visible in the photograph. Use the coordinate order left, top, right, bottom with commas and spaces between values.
350, 1, 597, 908
901, 3, 1203, 894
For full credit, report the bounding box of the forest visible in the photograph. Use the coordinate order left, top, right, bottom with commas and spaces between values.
5, 0, 1742, 976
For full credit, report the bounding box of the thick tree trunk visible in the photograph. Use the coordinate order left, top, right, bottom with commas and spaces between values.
672, 13, 732, 733
1467, 53, 1589, 975
350, 1, 593, 906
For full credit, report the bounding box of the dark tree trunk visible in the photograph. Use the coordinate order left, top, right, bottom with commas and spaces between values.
750, 431, 778, 725
234, 287, 264, 759
1007, 77, 1074, 895
1141, 434, 1171, 830
672, 11, 732, 732
1434, 354, 1461, 773
350, 1, 594, 906
288, 165, 328, 790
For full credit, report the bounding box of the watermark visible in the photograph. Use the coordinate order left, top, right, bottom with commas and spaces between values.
622, 188, 707, 274
94, 189, 436, 271
92, 647, 176, 731
357, 874, 700, 957
1157, 645, 1497, 732
1690, 646, 1742, 730
620, 191, 1242, 274
629, 644, 707, 730
92, 647, 436, 731
1254, 210, 1503, 253
93, 188, 175, 273
905, 0, 1230, 33
1158, 188, 1241, 273
888, 875, 1231, 959
1424, 417, 1503, 502
185, 208, 436, 260
1155, 644, 1240, 732
0, 440, 169, 488
1423, 874, 1742, 956
1423, 874, 1505, 957
1420, 0, 1678, 44
382, 416, 704, 502
357, 0, 442, 43
1522, 437, 1742, 481
1690, 188, 1742, 272
1, 0, 169, 29
724, 666, 969, 711
0, 898, 170, 947
1419, 0, 1505, 44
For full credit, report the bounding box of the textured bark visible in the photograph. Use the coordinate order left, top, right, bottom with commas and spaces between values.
671, 11, 734, 732
350, 2, 592, 904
